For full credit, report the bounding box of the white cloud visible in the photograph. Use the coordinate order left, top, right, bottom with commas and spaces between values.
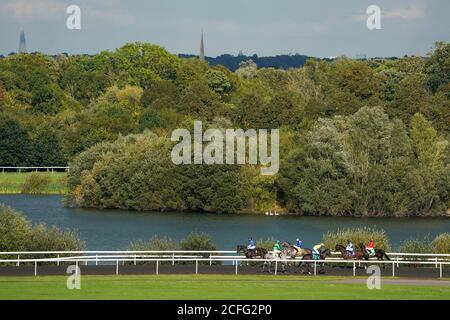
2, 0, 65, 22
354, 3, 426, 22
0, 0, 134, 25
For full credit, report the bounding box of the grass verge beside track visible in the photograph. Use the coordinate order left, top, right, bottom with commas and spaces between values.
0, 172, 67, 194
0, 275, 449, 300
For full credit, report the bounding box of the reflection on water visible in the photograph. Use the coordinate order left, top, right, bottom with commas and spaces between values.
0, 195, 448, 250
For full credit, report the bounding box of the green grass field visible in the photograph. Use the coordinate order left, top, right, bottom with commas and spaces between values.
0, 172, 67, 194
0, 275, 448, 300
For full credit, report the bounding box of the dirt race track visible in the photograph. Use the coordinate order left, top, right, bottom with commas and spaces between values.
0, 262, 448, 279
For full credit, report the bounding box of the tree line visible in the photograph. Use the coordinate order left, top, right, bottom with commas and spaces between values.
1, 41, 449, 216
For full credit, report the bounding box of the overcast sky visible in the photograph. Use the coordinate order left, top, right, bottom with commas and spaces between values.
0, 0, 449, 58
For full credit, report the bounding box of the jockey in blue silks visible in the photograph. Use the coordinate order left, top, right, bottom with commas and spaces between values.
294, 238, 303, 251
346, 240, 355, 257
247, 238, 256, 251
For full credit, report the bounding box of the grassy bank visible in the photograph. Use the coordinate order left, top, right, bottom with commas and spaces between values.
0, 172, 67, 194
0, 275, 449, 300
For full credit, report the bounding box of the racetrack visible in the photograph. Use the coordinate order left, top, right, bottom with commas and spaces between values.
0, 263, 448, 279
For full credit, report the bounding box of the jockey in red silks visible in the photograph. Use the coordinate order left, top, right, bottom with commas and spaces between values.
366, 239, 375, 256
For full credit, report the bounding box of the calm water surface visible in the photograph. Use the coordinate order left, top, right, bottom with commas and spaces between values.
0, 195, 448, 250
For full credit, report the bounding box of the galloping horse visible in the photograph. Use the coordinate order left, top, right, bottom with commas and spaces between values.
262, 249, 289, 273
282, 242, 312, 258
298, 248, 331, 275
335, 244, 367, 260
358, 243, 390, 261
237, 245, 268, 259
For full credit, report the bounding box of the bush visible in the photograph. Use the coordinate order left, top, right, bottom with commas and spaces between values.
0, 205, 85, 263
21, 173, 50, 194
256, 237, 277, 251
432, 233, 450, 254
128, 236, 179, 252
128, 235, 180, 265
180, 232, 218, 252
399, 237, 434, 254
323, 227, 391, 251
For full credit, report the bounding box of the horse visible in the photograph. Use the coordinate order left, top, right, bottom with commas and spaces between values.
237, 245, 268, 259
335, 244, 367, 260
282, 241, 312, 258
262, 249, 289, 273
298, 248, 331, 275
358, 243, 390, 261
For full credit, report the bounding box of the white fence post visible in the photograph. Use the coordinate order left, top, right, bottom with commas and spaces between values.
134, 254, 137, 266
353, 261, 356, 277
392, 262, 395, 277
156, 260, 159, 275
440, 263, 442, 278
96, 254, 98, 266
195, 260, 198, 275
235, 260, 238, 275
116, 260, 119, 275
16, 255, 20, 267
172, 253, 175, 266
314, 261, 317, 276
34, 261, 37, 276
275, 260, 278, 275
57, 254, 60, 266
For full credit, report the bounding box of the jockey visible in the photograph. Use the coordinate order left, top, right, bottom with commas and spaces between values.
366, 239, 375, 256
247, 238, 256, 253
346, 240, 355, 257
293, 238, 303, 251
313, 243, 325, 255
273, 241, 282, 254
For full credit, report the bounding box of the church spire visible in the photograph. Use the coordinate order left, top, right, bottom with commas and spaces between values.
199, 30, 205, 61
19, 29, 27, 54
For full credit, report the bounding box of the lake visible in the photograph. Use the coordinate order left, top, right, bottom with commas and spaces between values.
0, 195, 448, 250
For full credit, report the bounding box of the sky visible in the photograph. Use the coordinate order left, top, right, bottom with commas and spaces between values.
0, 0, 449, 58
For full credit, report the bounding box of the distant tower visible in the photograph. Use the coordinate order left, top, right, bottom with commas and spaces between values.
19, 29, 27, 54
199, 30, 205, 61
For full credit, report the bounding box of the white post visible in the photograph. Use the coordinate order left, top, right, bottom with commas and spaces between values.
435, 257, 438, 268
275, 260, 278, 276
195, 260, 198, 275
235, 260, 238, 275
392, 262, 395, 277
57, 254, 60, 266
396, 256, 399, 268
209, 254, 212, 266
116, 260, 119, 275
96, 254, 98, 266
353, 261, 356, 277
314, 261, 317, 276
156, 260, 159, 275
172, 253, 175, 266
440, 263, 442, 278
134, 254, 137, 266
17, 255, 20, 267
34, 261, 37, 276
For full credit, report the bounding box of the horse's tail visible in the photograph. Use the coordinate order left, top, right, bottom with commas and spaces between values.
383, 251, 391, 261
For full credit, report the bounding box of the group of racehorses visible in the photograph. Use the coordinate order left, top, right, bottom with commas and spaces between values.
237, 241, 390, 274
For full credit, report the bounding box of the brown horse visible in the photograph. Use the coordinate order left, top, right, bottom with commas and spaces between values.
237, 245, 268, 259
335, 244, 367, 260
358, 243, 390, 261
298, 248, 332, 275
282, 242, 312, 258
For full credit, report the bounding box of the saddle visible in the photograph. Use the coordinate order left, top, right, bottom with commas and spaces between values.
312, 253, 320, 260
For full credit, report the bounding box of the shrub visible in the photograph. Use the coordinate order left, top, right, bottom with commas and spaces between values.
0, 205, 85, 263
21, 173, 50, 194
432, 233, 450, 254
256, 237, 277, 251
180, 232, 218, 252
323, 227, 391, 251
128, 236, 179, 252
0, 205, 31, 251
399, 237, 434, 253
128, 235, 179, 265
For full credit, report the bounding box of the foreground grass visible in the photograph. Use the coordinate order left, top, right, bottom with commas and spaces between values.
0, 275, 448, 300
0, 172, 67, 194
